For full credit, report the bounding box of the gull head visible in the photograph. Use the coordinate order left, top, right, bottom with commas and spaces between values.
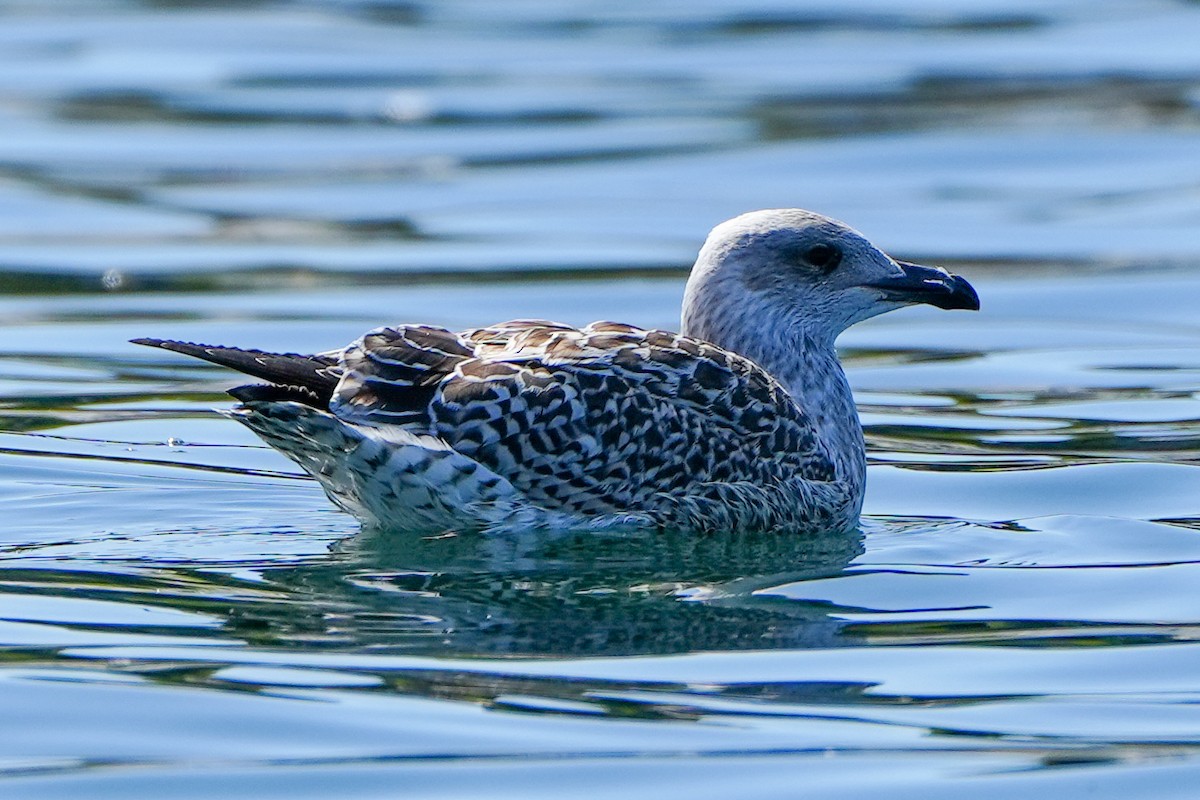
681, 209, 979, 353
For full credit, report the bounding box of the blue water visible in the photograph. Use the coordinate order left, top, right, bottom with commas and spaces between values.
3, 1, 1200, 797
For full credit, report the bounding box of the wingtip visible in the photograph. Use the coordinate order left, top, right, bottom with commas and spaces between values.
130, 337, 218, 356
130, 337, 195, 351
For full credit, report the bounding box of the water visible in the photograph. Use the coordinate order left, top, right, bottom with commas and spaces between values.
3, 1, 1200, 797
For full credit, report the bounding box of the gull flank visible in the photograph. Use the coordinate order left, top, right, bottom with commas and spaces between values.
134, 209, 979, 534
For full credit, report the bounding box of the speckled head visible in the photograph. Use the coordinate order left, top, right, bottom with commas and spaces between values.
681, 209, 979, 354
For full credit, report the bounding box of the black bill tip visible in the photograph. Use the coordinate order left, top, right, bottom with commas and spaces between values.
940, 272, 980, 311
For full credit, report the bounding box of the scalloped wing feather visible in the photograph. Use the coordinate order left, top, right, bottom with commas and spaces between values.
329, 320, 833, 516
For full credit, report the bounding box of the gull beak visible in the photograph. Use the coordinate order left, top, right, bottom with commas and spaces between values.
867, 260, 980, 311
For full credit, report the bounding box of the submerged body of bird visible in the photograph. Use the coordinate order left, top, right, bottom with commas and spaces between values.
135, 209, 978, 535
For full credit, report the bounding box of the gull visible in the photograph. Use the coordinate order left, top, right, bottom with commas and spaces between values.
134, 209, 978, 534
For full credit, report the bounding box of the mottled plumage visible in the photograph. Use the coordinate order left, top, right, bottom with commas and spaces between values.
135, 209, 978, 534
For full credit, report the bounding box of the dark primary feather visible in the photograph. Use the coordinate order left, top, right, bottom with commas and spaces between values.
131, 337, 341, 406
227, 382, 326, 405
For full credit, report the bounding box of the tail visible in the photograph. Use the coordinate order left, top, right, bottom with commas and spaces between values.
226, 401, 522, 532
132, 338, 341, 407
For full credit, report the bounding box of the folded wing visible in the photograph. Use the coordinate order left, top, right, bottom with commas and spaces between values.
331, 321, 834, 515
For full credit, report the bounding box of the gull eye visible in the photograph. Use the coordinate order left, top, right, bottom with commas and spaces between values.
804, 243, 842, 273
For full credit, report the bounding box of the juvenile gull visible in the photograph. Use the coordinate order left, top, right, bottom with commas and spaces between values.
134, 209, 978, 534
